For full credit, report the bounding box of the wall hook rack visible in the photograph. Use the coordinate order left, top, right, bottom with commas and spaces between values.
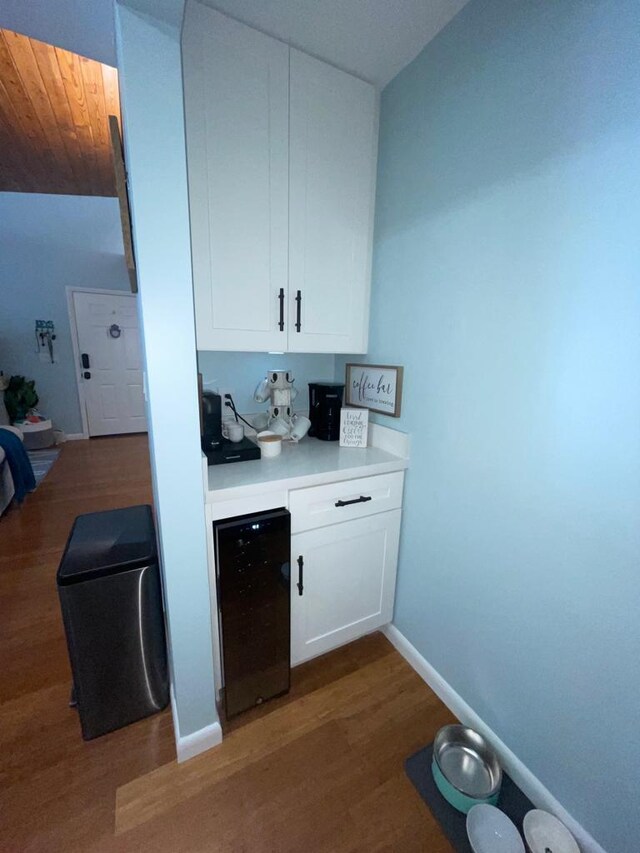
35, 320, 56, 363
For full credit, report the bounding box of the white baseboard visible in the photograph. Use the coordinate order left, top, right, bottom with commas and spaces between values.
170, 684, 223, 763
64, 432, 89, 441
176, 720, 223, 763
383, 624, 607, 853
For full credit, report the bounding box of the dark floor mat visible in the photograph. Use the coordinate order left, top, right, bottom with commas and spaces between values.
405, 743, 534, 852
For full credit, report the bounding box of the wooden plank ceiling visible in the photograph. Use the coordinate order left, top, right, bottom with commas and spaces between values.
0, 29, 120, 196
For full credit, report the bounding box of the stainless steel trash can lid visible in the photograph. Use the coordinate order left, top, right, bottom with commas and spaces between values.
57, 505, 156, 585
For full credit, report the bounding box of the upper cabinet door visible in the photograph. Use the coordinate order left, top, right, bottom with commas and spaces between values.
288, 50, 378, 354
183, 3, 289, 351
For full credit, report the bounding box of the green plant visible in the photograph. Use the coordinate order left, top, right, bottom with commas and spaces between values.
4, 375, 39, 422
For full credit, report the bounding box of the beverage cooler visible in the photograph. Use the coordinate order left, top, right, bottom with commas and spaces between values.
214, 508, 291, 718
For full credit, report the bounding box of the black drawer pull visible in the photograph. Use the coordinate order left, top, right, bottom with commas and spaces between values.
295, 290, 302, 332
297, 555, 304, 596
335, 495, 373, 508
278, 287, 285, 331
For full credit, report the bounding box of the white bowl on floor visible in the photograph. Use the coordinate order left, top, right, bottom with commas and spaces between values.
523, 809, 580, 853
466, 804, 525, 853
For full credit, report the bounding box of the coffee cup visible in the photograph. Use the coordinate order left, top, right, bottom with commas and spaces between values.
257, 430, 282, 458
269, 416, 290, 437
251, 412, 269, 431
223, 422, 244, 443
290, 414, 311, 442
254, 377, 270, 403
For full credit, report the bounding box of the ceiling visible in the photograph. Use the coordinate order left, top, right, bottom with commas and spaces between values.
0, 1, 469, 89
202, 0, 470, 87
0, 0, 117, 67
0, 29, 120, 196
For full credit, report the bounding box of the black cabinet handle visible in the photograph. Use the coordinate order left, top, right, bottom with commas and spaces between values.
81, 352, 90, 369
83, 371, 91, 380
278, 288, 285, 332
335, 495, 373, 508
297, 555, 304, 596
295, 290, 302, 332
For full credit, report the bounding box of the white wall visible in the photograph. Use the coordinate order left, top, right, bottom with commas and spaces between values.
0, 193, 130, 434
197, 351, 336, 415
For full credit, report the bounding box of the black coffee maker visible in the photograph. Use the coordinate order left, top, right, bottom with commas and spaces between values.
201, 391, 260, 465
201, 391, 224, 454
308, 382, 345, 441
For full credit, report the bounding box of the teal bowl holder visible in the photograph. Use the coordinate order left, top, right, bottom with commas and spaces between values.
431, 757, 500, 814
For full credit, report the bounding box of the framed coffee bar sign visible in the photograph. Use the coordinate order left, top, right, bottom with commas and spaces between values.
345, 363, 404, 417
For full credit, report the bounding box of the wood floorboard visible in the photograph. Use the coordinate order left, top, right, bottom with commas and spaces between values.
1, 434, 455, 851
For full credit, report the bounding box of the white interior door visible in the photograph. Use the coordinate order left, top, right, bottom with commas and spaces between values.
73, 290, 147, 437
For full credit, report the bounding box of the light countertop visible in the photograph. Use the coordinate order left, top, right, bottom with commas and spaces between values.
204, 430, 409, 503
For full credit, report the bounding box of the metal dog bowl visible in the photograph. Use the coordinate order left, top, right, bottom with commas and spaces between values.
432, 724, 502, 813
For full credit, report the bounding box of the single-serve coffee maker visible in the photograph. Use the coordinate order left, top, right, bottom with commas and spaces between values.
201, 390, 260, 465
201, 390, 223, 452
308, 382, 344, 441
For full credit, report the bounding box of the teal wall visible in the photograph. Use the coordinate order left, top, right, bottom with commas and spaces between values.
116, 0, 218, 741
367, 1, 640, 850
197, 351, 336, 415
0, 193, 129, 434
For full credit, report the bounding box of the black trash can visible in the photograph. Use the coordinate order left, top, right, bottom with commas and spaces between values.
57, 504, 169, 740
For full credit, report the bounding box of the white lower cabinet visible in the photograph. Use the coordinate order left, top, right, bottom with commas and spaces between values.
290, 509, 401, 665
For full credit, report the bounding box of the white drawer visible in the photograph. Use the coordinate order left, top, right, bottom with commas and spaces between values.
289, 471, 404, 533
208, 490, 288, 521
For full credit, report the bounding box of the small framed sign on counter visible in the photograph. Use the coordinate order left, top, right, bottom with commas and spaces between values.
345, 364, 403, 418
340, 407, 369, 447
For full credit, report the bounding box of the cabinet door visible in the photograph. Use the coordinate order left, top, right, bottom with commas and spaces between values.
290, 510, 400, 665
183, 3, 289, 351
288, 49, 378, 354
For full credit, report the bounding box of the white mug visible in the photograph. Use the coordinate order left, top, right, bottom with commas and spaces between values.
251, 412, 269, 431
257, 430, 282, 458
223, 422, 244, 443
269, 416, 290, 436
254, 377, 270, 403
290, 414, 311, 442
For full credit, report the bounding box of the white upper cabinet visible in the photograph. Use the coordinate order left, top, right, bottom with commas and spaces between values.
288, 50, 377, 354
183, 3, 378, 353
183, 4, 289, 352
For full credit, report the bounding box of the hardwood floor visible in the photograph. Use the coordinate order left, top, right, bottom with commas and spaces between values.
1, 435, 455, 851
